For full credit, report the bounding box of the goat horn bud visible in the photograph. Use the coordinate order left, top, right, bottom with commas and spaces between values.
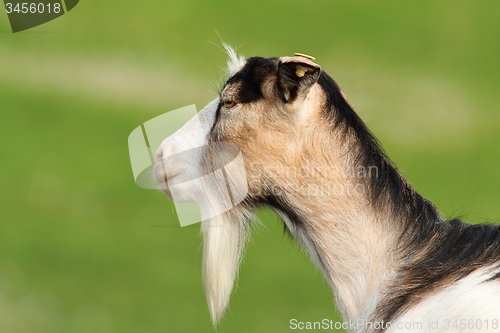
294, 53, 316, 61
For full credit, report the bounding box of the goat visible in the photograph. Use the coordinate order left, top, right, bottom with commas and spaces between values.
153, 48, 500, 332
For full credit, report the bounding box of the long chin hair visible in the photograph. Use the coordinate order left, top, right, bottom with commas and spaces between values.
201, 207, 252, 325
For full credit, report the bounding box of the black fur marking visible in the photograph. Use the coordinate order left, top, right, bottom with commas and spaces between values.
317, 72, 442, 238
277, 60, 320, 103
487, 268, 500, 281
212, 102, 223, 134
263, 193, 302, 228
261, 190, 304, 238
263, 192, 331, 275
225, 57, 277, 104
212, 57, 277, 133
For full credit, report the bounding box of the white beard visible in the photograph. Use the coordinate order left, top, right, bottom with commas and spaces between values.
201, 208, 252, 324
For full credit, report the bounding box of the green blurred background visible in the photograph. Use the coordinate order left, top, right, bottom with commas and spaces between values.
1, 1, 500, 332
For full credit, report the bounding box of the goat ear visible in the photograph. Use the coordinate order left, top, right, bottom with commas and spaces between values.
277, 55, 321, 103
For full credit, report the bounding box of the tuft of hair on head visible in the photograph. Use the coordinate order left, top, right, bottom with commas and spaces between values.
222, 43, 246, 77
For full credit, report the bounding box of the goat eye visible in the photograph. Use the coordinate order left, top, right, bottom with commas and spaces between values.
224, 101, 236, 108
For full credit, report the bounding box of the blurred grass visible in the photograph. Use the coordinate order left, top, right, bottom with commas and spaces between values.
1, 1, 500, 332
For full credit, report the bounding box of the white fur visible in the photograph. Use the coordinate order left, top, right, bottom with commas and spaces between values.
386, 266, 500, 333
153, 98, 217, 202
155, 99, 217, 167
223, 43, 245, 77
201, 211, 250, 324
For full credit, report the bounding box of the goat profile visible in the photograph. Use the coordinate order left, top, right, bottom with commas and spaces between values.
154, 48, 500, 333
